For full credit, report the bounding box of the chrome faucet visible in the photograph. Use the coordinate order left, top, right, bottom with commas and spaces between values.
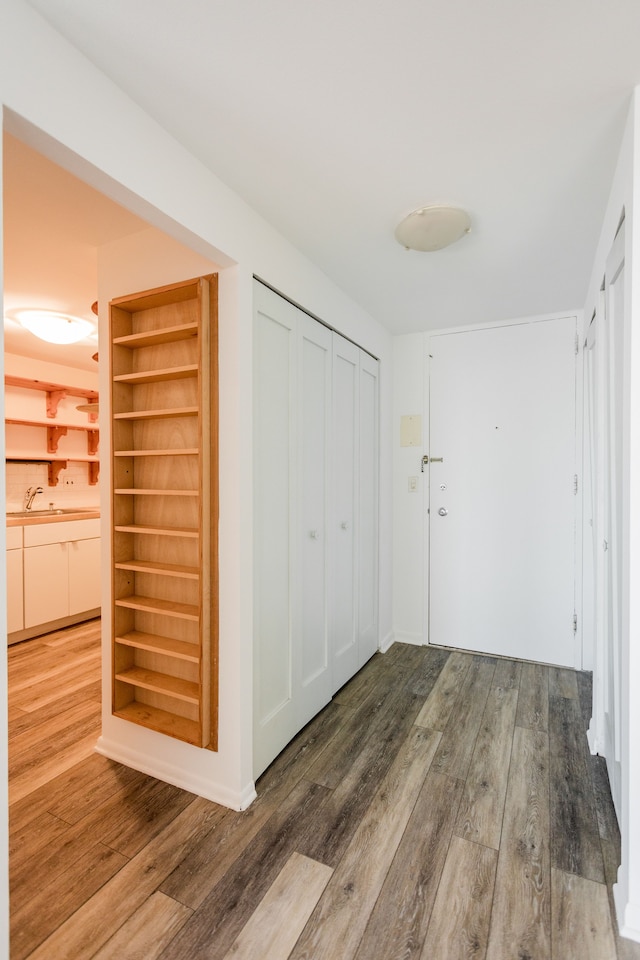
24, 486, 44, 511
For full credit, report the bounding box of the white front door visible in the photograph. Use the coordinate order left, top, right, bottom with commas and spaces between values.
428, 317, 578, 667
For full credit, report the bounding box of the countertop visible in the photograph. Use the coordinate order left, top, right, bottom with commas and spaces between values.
6, 509, 100, 527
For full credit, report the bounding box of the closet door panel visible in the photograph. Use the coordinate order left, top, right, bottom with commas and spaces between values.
332, 334, 360, 691
253, 294, 298, 774
298, 316, 332, 724
358, 352, 379, 662
253, 281, 380, 778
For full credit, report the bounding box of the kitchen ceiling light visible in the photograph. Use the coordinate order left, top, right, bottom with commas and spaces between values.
15, 309, 95, 345
395, 204, 471, 252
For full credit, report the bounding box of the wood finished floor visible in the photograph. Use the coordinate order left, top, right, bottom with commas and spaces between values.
9, 622, 640, 960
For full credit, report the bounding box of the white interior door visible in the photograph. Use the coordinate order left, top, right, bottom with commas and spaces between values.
603, 224, 624, 816
297, 315, 333, 726
253, 283, 379, 777
582, 315, 598, 675
429, 318, 578, 667
332, 333, 359, 691
253, 289, 298, 776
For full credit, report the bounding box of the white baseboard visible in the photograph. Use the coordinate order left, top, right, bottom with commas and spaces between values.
614, 883, 640, 944
95, 735, 256, 812
587, 720, 603, 756
392, 630, 424, 647
379, 631, 395, 653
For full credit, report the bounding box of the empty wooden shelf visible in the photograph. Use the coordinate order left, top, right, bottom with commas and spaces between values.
110, 274, 218, 749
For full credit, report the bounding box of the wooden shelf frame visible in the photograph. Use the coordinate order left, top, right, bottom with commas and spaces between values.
113, 407, 199, 421
110, 274, 218, 750
115, 560, 199, 579
116, 630, 201, 661
113, 365, 198, 385
5, 375, 100, 484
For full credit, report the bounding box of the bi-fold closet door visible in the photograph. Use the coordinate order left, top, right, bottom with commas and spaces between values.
253, 282, 379, 777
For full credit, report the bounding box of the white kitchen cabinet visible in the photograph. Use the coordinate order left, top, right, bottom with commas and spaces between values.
24, 542, 69, 627
6, 526, 24, 634
17, 518, 101, 636
68, 537, 102, 615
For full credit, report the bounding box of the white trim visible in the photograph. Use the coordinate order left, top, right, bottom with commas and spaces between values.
614, 883, 640, 944
379, 631, 395, 653
391, 630, 423, 647
95, 736, 257, 812
587, 721, 604, 756
426, 311, 580, 341
422, 334, 431, 650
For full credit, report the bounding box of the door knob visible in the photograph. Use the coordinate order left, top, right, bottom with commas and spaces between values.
438, 507, 448, 517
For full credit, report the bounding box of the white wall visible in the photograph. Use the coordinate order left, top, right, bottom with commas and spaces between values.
583, 89, 640, 944
0, 1, 393, 927
392, 334, 427, 645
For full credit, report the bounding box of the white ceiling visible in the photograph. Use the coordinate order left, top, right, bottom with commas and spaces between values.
15, 0, 640, 333
3, 134, 148, 370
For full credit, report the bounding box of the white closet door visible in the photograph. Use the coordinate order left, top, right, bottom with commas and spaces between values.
603, 223, 624, 818
253, 287, 298, 777
253, 282, 380, 778
332, 333, 360, 691
297, 315, 333, 727
358, 351, 379, 662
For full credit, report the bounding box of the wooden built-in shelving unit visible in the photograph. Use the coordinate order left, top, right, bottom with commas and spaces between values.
110, 275, 218, 749
5, 375, 100, 485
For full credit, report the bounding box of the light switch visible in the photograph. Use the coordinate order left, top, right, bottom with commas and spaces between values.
408, 476, 418, 492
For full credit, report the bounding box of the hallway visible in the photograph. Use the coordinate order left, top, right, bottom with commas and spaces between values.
9, 628, 639, 959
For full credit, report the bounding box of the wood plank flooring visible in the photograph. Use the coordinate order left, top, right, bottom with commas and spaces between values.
9, 624, 640, 960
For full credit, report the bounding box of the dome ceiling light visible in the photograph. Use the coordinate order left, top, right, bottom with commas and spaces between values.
395, 204, 471, 252
14, 309, 95, 345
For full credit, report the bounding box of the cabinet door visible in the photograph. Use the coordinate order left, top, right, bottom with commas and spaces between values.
24, 543, 68, 628
332, 333, 360, 691
358, 351, 379, 663
68, 538, 101, 615
6, 548, 24, 634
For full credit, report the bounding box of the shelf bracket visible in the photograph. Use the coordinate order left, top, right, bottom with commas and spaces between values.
88, 461, 100, 486
46, 389, 67, 418
48, 460, 67, 486
87, 430, 100, 456
47, 425, 68, 454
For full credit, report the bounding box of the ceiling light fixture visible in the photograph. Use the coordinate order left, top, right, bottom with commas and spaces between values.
14, 309, 95, 345
395, 204, 471, 252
